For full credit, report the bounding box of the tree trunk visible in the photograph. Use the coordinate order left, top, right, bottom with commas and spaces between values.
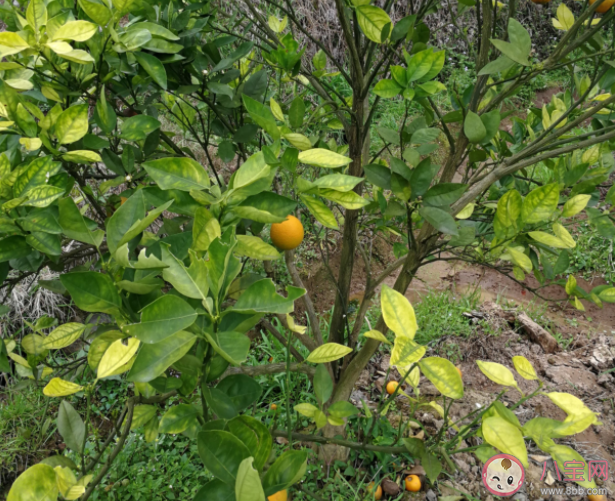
328, 97, 368, 352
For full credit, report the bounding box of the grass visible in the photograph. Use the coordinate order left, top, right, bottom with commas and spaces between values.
0, 383, 57, 491
568, 220, 615, 285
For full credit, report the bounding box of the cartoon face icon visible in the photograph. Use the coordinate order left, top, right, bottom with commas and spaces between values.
482, 454, 525, 497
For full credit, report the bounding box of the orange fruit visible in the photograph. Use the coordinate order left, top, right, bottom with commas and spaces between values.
386, 381, 399, 395
270, 215, 304, 250
456, 366, 462, 378
366, 482, 382, 500
590, 0, 615, 12
588, 496, 607, 501
271, 403, 278, 410
268, 490, 288, 501
405, 474, 421, 492
120, 196, 128, 205
530, 0, 551, 4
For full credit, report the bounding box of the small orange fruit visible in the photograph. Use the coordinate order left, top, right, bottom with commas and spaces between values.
268, 356, 274, 362
456, 366, 462, 378
268, 490, 288, 501
530, 0, 551, 4
120, 196, 128, 205
386, 381, 399, 395
590, 0, 615, 12
271, 403, 278, 410
366, 482, 382, 500
270, 215, 304, 250
588, 496, 607, 501
405, 474, 421, 492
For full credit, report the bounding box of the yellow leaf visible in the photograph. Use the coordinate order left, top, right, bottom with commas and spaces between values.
408, 366, 420, 387
284, 133, 312, 151
429, 401, 444, 418
19, 137, 42, 151
363, 329, 392, 345
512, 356, 538, 380
97, 338, 140, 379
556, 3, 575, 31
562, 194, 590, 217
390, 337, 425, 367
286, 314, 307, 334
565, 275, 577, 295
43, 377, 83, 397
483, 416, 528, 466
62, 150, 102, 163
46, 41, 73, 54
477, 360, 519, 388
306, 343, 352, 363
52, 20, 97, 42
507, 247, 532, 273
42, 322, 85, 349
419, 357, 464, 399
297, 148, 352, 168
574, 296, 585, 311
381, 284, 418, 339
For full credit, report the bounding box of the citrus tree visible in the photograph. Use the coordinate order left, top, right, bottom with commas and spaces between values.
1, 0, 615, 497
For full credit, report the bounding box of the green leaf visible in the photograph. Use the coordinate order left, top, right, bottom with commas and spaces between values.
419, 357, 464, 399
423, 183, 467, 207
300, 195, 338, 229
464, 111, 486, 143
234, 192, 297, 223
242, 95, 280, 140
298, 148, 352, 168
490, 38, 529, 66
295, 402, 319, 418
197, 430, 252, 485
13, 156, 62, 197
217, 374, 262, 412
124, 295, 197, 344
227, 416, 272, 471
78, 0, 111, 25
522, 184, 559, 224
598, 287, 615, 303
232, 152, 268, 189
161, 247, 209, 301
289, 97, 305, 129
7, 464, 58, 501
478, 55, 516, 76
131, 405, 157, 430
477, 360, 519, 388
482, 416, 528, 466
194, 480, 235, 501
95, 86, 117, 135
306, 343, 352, 363
381, 285, 418, 338
355, 5, 392, 43
144, 157, 210, 192
127, 330, 196, 383
117, 201, 173, 249
159, 404, 200, 434
314, 364, 333, 404
373, 79, 402, 98
419, 206, 458, 235
422, 453, 442, 484
55, 104, 89, 144
58, 197, 104, 247
57, 400, 85, 453
134, 52, 167, 89
236, 458, 266, 501
61, 272, 121, 314
106, 189, 147, 253
121, 115, 161, 141
87, 331, 123, 371
328, 401, 359, 419
233, 279, 305, 314
42, 323, 85, 349
0, 236, 30, 263
262, 450, 308, 496
363, 329, 391, 345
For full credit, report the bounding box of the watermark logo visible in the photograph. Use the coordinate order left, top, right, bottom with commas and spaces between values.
482, 454, 525, 497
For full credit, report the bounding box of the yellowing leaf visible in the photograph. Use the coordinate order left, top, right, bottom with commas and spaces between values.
549, 445, 595, 489
269, 98, 284, 121
390, 337, 425, 367
286, 314, 307, 334
556, 3, 574, 31
528, 231, 569, 249
62, 150, 102, 163
565, 274, 577, 295
507, 247, 532, 273
429, 401, 444, 418
43, 377, 83, 397
19, 137, 42, 151
298, 148, 352, 168
581, 145, 600, 165
574, 296, 585, 311
455, 203, 475, 219
98, 338, 140, 379
419, 357, 464, 399
46, 41, 73, 54
52, 20, 97, 41
42, 323, 86, 350
562, 194, 591, 217
284, 133, 312, 151
363, 329, 392, 345
306, 343, 352, 363
0, 32, 30, 56
476, 360, 519, 388
381, 285, 418, 339
294, 402, 319, 418
355, 5, 392, 43
483, 416, 528, 466
552, 223, 575, 248
512, 356, 538, 380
